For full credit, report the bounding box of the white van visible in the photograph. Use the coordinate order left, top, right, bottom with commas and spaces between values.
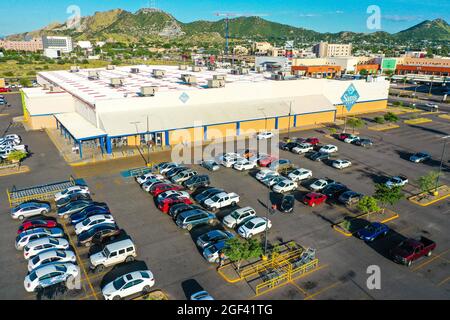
89, 239, 136, 273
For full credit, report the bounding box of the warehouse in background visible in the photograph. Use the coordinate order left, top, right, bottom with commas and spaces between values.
20, 65, 389, 159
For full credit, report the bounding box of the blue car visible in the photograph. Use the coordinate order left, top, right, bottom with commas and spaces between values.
357, 222, 389, 242
70, 205, 110, 225
196, 230, 234, 249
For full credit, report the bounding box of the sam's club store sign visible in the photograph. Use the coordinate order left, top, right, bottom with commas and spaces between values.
341, 84, 360, 112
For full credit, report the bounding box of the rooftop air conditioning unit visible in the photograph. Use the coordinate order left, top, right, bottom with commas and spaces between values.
49, 85, 62, 92
42, 83, 49, 90
213, 74, 226, 81
240, 67, 249, 75
88, 71, 100, 80
208, 65, 216, 71
152, 69, 165, 78
140, 86, 158, 97
191, 66, 201, 72
181, 74, 197, 85
70, 66, 80, 73
106, 65, 115, 70
208, 79, 225, 88
110, 78, 124, 87
256, 66, 264, 73
130, 67, 140, 74
179, 65, 187, 70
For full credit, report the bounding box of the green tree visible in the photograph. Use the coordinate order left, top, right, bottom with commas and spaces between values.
224, 238, 263, 271
346, 117, 365, 133
19, 78, 32, 88
357, 196, 380, 214
6, 150, 27, 163
373, 183, 404, 211
384, 112, 399, 122
417, 171, 440, 194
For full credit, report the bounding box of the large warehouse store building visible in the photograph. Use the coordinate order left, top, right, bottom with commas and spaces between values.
21, 65, 389, 158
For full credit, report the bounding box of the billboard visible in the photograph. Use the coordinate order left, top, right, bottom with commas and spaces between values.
381, 58, 397, 71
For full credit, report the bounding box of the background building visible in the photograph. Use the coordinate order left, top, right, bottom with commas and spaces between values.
0, 38, 43, 52
42, 36, 73, 58
313, 42, 352, 58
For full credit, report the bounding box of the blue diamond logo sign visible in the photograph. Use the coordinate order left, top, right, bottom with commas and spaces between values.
341, 84, 360, 112
179, 92, 190, 104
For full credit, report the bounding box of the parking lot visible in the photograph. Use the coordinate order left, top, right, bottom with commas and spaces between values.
0, 92, 449, 300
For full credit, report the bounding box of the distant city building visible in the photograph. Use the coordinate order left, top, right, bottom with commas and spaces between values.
404, 50, 428, 58
395, 57, 450, 76
233, 45, 249, 56
313, 42, 352, 58
77, 41, 93, 50
42, 36, 73, 58
252, 42, 273, 55
292, 56, 377, 75
0, 38, 43, 52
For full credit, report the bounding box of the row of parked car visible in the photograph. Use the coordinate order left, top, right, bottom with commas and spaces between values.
11, 185, 156, 299
0, 133, 27, 160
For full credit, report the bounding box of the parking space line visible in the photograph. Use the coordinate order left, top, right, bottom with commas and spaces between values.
412, 249, 450, 272
61, 222, 98, 300
289, 282, 308, 297
437, 276, 450, 287
303, 281, 341, 300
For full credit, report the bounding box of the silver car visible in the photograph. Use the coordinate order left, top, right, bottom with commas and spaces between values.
15, 228, 64, 250
10, 202, 51, 220
28, 249, 76, 272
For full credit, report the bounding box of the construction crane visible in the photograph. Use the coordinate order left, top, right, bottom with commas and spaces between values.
214, 12, 268, 56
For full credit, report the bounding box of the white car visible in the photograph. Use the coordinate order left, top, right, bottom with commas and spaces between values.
159, 163, 178, 174
272, 179, 298, 193
74, 214, 115, 235
319, 145, 338, 153
221, 154, 245, 168
385, 176, 409, 188
24, 263, 80, 293
238, 217, 272, 239
344, 135, 359, 143
28, 249, 76, 272
288, 168, 312, 182
332, 159, 352, 170
292, 143, 313, 154
256, 169, 279, 181
156, 190, 190, 201
222, 207, 257, 229
23, 237, 70, 260
141, 179, 170, 192
54, 186, 90, 202
233, 159, 257, 171
136, 173, 164, 185
310, 179, 330, 191
102, 270, 155, 300
15, 227, 64, 250
256, 131, 274, 140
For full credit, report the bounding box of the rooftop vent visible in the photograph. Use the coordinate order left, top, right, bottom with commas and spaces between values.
208, 79, 225, 88
152, 69, 166, 78
70, 66, 80, 73
88, 71, 100, 80
213, 74, 226, 81
208, 65, 216, 71
140, 86, 158, 97
181, 74, 197, 85
49, 85, 63, 92
179, 65, 187, 70
130, 67, 140, 74
106, 65, 115, 70
240, 67, 249, 75
191, 66, 201, 72
42, 83, 49, 90
110, 78, 124, 87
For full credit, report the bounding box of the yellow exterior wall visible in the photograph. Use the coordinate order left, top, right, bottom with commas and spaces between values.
127, 135, 140, 146
277, 116, 295, 130
207, 123, 236, 140
240, 118, 276, 134
170, 127, 203, 145
336, 100, 388, 117
28, 115, 57, 130
296, 111, 335, 127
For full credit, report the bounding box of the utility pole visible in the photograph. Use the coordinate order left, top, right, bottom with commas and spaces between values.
146, 115, 150, 166
287, 102, 292, 138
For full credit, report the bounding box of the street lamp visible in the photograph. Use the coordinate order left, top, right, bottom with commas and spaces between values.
434, 135, 450, 196
287, 102, 292, 139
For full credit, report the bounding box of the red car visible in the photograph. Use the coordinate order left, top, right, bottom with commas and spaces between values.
0, 87, 10, 93
338, 133, 351, 141
158, 196, 193, 214
150, 183, 184, 197
258, 155, 278, 167
303, 193, 327, 207
17, 219, 58, 234
305, 138, 320, 145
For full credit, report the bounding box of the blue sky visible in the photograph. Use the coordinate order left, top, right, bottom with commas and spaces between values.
0, 0, 448, 36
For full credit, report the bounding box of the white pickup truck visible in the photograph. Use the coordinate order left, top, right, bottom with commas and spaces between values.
203, 192, 240, 211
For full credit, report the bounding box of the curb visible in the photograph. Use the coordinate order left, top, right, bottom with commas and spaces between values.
332, 211, 400, 237
408, 189, 450, 207
368, 124, 400, 132
0, 166, 30, 177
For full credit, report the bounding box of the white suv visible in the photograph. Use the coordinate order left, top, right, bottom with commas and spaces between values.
222, 207, 257, 229
89, 239, 137, 273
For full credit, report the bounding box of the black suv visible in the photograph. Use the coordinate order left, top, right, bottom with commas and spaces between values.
307, 151, 330, 162
183, 175, 210, 190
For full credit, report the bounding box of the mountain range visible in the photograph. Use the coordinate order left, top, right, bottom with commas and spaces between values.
6, 8, 450, 44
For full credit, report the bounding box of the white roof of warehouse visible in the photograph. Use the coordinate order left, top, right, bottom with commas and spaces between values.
55, 112, 106, 140
38, 65, 270, 106
97, 94, 335, 137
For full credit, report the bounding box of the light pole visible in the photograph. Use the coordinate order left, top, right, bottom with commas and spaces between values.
287, 102, 292, 139
434, 135, 450, 196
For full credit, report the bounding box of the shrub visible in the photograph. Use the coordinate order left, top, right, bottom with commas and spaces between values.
374, 116, 385, 124
384, 112, 399, 122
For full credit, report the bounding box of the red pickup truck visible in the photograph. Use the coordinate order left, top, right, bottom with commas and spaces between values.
390, 236, 436, 267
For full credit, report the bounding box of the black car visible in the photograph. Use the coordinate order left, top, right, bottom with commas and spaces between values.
166, 166, 188, 179
77, 223, 120, 247
56, 192, 92, 208
354, 138, 373, 147
183, 175, 210, 190
194, 188, 224, 204
322, 183, 349, 200
169, 204, 203, 219
307, 151, 330, 162
279, 195, 295, 213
